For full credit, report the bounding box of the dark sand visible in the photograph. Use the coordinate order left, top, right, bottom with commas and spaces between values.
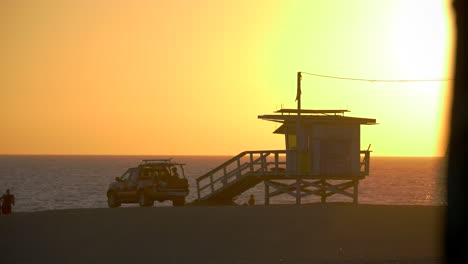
0, 204, 444, 264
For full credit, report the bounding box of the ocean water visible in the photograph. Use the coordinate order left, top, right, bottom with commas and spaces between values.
0, 155, 446, 212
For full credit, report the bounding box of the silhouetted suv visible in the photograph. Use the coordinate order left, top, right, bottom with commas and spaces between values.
107, 159, 189, 207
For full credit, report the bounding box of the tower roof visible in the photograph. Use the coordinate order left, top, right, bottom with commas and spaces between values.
258, 108, 377, 134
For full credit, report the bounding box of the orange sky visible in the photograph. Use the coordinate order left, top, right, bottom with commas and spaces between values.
1, 0, 455, 156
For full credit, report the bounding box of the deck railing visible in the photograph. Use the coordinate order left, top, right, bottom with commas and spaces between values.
196, 149, 371, 201
196, 150, 287, 200
360, 150, 371, 176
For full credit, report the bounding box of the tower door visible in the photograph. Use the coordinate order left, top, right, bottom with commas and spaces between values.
320, 139, 351, 176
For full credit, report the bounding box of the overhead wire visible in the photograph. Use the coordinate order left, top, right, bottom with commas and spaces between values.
300, 71, 453, 83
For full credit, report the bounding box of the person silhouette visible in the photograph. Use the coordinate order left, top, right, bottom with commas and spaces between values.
171, 167, 179, 178
1, 189, 15, 215
248, 194, 255, 206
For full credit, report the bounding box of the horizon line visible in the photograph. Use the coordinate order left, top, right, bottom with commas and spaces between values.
0, 153, 446, 158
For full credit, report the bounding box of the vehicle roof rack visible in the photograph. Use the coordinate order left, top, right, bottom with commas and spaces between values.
141, 159, 172, 163
141, 159, 186, 165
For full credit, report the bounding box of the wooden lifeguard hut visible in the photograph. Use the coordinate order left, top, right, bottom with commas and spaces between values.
194, 72, 376, 205
257, 108, 376, 204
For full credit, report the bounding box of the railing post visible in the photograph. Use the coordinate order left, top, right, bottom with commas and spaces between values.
222, 166, 227, 186
209, 174, 215, 192
237, 157, 241, 179
249, 153, 254, 172
365, 151, 370, 175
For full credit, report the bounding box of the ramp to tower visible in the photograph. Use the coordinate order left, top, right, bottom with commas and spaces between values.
193, 150, 286, 204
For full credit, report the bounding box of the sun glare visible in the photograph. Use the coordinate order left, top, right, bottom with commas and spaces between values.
389, 1, 449, 77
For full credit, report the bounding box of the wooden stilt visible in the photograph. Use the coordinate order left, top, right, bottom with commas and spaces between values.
296, 179, 301, 205
353, 180, 359, 204
265, 181, 270, 205
320, 179, 326, 203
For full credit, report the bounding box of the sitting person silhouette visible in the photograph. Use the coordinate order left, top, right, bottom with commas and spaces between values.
171, 167, 179, 178
248, 194, 255, 206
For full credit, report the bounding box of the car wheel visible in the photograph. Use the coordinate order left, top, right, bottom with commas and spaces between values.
172, 197, 185, 207
108, 192, 121, 208
138, 191, 153, 207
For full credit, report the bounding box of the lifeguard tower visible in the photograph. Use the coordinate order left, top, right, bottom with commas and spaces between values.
194, 73, 376, 205
257, 108, 376, 204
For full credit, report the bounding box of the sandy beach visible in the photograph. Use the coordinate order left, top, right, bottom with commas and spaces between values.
0, 204, 444, 264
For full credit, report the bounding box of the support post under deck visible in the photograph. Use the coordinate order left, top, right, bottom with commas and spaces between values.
264, 182, 270, 205
320, 179, 326, 203
260, 177, 363, 206
353, 180, 359, 204
296, 179, 301, 205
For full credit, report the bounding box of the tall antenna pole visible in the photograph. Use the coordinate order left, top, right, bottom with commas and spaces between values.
296, 72, 302, 116
295, 71, 303, 175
